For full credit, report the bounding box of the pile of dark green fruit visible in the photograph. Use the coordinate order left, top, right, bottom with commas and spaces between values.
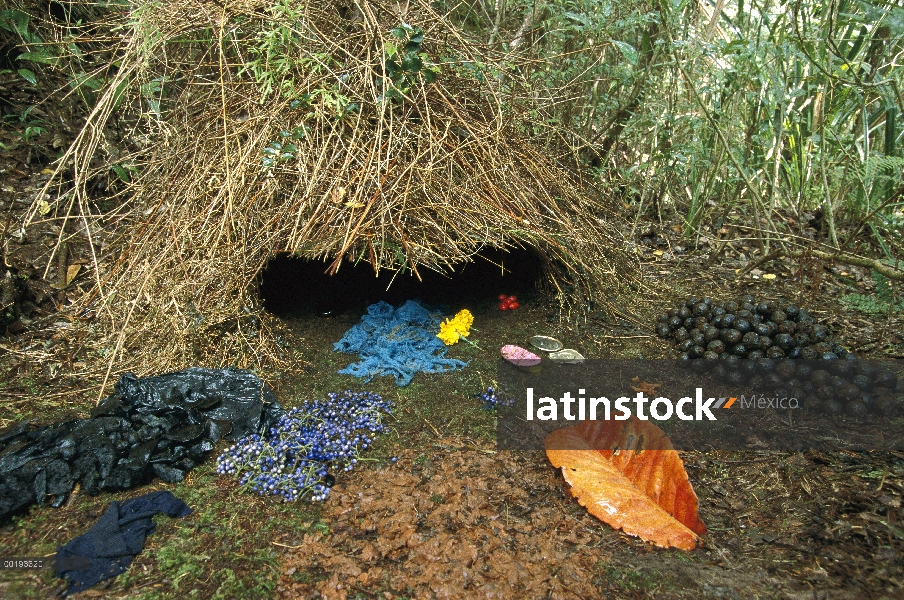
657, 295, 903, 417
656, 294, 845, 361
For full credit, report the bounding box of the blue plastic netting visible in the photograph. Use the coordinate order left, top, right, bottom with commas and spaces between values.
333, 300, 468, 386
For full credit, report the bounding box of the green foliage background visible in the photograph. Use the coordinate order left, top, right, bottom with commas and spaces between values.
440, 0, 903, 257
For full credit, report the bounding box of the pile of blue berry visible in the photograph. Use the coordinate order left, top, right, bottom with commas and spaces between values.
216, 390, 391, 502
475, 386, 515, 409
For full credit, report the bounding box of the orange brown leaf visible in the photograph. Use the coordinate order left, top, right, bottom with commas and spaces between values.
629, 377, 661, 394
546, 418, 706, 550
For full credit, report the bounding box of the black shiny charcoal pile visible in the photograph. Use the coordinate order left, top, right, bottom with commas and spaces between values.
0, 368, 285, 523
656, 294, 846, 361
656, 295, 903, 418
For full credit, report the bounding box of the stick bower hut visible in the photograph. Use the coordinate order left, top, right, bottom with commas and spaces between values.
16, 0, 639, 394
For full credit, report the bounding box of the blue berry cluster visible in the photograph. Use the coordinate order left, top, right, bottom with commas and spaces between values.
474, 386, 514, 409
216, 390, 391, 502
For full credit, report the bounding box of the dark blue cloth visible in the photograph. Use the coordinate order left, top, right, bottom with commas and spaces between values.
56, 490, 191, 595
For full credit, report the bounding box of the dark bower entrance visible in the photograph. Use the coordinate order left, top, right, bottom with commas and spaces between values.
258, 247, 545, 317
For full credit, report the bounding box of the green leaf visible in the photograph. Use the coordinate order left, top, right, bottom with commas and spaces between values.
23, 126, 45, 141
404, 40, 421, 53
0, 9, 38, 42
0, 9, 26, 33
384, 42, 397, 58
612, 40, 639, 66
112, 77, 130, 110
846, 26, 867, 60
390, 27, 407, 39
422, 69, 436, 84
70, 72, 103, 90
139, 79, 163, 97
564, 12, 590, 27
16, 51, 58, 66
401, 53, 422, 73
112, 164, 130, 183
17, 68, 36, 85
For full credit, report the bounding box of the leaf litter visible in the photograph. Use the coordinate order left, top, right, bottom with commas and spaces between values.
277, 443, 614, 599
275, 443, 904, 599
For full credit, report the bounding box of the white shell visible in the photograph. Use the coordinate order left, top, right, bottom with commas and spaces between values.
530, 335, 563, 352
548, 349, 585, 364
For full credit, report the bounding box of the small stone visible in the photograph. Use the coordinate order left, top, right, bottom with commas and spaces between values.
879, 495, 901, 508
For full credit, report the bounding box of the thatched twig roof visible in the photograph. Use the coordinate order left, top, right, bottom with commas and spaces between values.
19, 0, 639, 395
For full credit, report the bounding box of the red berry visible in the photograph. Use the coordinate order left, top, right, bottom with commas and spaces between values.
499, 303, 508, 310
509, 301, 519, 309
509, 295, 517, 302
498, 294, 507, 300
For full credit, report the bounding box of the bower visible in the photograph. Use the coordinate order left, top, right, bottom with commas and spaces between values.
258, 248, 545, 317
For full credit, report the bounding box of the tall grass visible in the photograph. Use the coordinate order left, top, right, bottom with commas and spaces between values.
452, 0, 903, 260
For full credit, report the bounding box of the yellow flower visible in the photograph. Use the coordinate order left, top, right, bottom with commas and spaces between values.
437, 320, 461, 345
436, 309, 475, 345
451, 309, 473, 336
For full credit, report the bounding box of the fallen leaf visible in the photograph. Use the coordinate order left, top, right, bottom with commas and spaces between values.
652, 250, 664, 257
331, 186, 347, 203
37, 199, 51, 215
65, 264, 81, 285
546, 417, 706, 550
762, 273, 776, 281
630, 377, 661, 394
344, 200, 365, 209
